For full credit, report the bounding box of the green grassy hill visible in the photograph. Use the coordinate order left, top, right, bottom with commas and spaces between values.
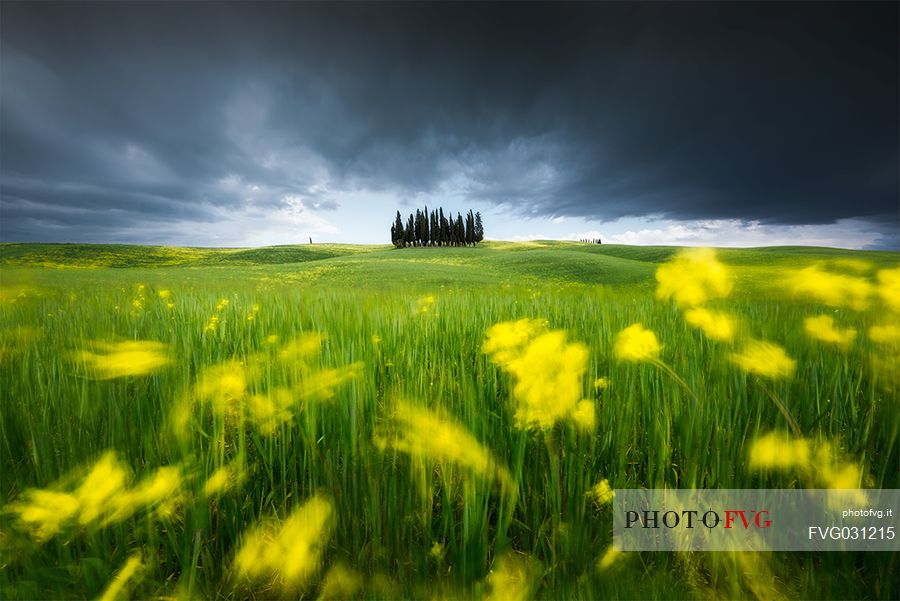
1, 240, 897, 600
2, 240, 896, 294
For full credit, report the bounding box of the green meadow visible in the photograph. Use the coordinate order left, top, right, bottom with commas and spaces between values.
0, 241, 897, 600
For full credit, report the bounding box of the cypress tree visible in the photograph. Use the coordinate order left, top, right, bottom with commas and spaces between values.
393, 210, 404, 248
439, 208, 449, 246
474, 212, 484, 244
405, 214, 414, 247
413, 209, 423, 246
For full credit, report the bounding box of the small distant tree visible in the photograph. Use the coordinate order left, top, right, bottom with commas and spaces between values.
474, 212, 484, 244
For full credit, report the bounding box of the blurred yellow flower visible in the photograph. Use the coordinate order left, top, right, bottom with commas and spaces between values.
429, 542, 444, 560
157, 289, 171, 299
482, 318, 548, 365
593, 377, 610, 390
97, 554, 144, 601
876, 267, 900, 312
318, 563, 363, 600
279, 333, 325, 362
597, 544, 623, 572
203, 464, 245, 497
106, 466, 184, 523
785, 265, 872, 310
75, 452, 130, 524
76, 340, 170, 379
748, 433, 869, 502
376, 402, 513, 490
508, 331, 588, 429
485, 320, 592, 430
613, 323, 661, 362
655, 248, 733, 307
587, 479, 615, 506
730, 340, 795, 379
8, 490, 80, 541
417, 294, 436, 314
484, 553, 539, 601
869, 323, 900, 344
195, 361, 247, 415
684, 307, 737, 342
748, 432, 810, 470
803, 315, 856, 346
571, 400, 596, 432
6, 452, 186, 541
235, 493, 334, 588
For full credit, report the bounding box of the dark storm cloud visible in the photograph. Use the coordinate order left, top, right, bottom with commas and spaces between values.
1, 1, 897, 243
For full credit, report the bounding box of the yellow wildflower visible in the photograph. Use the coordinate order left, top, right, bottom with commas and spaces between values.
684, 307, 737, 342
75, 452, 130, 524
869, 323, 900, 344
97, 554, 144, 601
157, 289, 171, 299
804, 315, 856, 346
785, 265, 872, 310
587, 479, 615, 506
8, 490, 80, 541
429, 542, 444, 560
417, 294, 436, 314
748, 432, 810, 470
730, 340, 795, 379
613, 323, 661, 362
655, 248, 733, 307
279, 333, 325, 362
876, 267, 900, 312
195, 361, 247, 415
571, 400, 596, 432
203, 464, 244, 497
484, 320, 590, 430
507, 331, 588, 429
376, 402, 513, 490
318, 563, 363, 600
235, 493, 334, 588
107, 466, 184, 523
76, 340, 170, 379
593, 377, 610, 390
484, 553, 540, 601
597, 544, 623, 572
482, 318, 548, 365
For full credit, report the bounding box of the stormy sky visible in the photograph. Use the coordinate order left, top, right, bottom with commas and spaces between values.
1, 2, 898, 249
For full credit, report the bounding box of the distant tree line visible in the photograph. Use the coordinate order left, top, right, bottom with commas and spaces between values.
579, 238, 602, 244
390, 207, 484, 248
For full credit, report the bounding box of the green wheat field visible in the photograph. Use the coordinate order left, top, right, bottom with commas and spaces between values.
0, 241, 897, 600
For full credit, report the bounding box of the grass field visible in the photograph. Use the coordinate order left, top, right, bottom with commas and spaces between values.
0, 241, 897, 600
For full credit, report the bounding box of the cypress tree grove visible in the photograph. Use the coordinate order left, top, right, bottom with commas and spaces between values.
388, 207, 485, 248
